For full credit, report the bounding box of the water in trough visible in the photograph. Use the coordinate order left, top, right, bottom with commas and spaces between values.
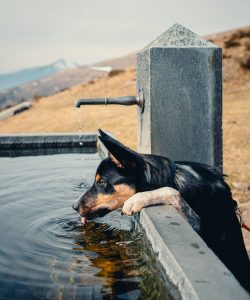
0, 152, 172, 300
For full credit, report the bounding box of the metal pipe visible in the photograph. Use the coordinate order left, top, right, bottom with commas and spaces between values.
75, 96, 136, 107
74, 90, 144, 112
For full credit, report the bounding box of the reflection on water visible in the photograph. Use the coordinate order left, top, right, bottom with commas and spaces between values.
0, 153, 172, 300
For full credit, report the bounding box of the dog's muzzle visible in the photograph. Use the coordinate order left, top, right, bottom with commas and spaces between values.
72, 194, 89, 215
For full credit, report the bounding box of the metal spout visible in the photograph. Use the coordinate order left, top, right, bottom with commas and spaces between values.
74, 90, 144, 112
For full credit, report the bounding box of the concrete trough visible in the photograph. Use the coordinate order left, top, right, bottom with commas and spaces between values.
1, 134, 249, 299
139, 206, 249, 300
0, 133, 97, 156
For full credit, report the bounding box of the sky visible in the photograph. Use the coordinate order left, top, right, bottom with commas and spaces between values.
0, 0, 249, 74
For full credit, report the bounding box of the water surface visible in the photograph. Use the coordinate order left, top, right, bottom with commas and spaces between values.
0, 153, 172, 300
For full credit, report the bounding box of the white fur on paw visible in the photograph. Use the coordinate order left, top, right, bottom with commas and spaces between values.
122, 194, 146, 216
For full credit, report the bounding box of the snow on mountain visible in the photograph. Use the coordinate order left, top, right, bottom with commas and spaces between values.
0, 52, 136, 110
52, 59, 79, 70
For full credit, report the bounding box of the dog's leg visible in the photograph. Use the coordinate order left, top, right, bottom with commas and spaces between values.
122, 187, 181, 215
122, 187, 201, 233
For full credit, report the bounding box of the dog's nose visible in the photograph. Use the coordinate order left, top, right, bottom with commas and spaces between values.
72, 201, 79, 212
72, 196, 81, 212
72, 201, 90, 216
72, 195, 90, 215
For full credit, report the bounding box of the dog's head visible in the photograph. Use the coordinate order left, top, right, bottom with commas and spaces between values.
72, 130, 174, 220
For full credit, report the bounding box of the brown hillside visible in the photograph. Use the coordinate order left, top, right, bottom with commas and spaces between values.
0, 69, 137, 149
206, 26, 250, 86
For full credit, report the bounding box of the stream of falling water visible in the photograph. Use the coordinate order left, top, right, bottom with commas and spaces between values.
77, 107, 83, 146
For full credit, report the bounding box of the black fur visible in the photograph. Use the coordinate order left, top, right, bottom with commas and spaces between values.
96, 130, 250, 293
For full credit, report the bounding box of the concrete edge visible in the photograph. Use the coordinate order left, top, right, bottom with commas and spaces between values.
0, 133, 97, 150
139, 205, 250, 300
0, 101, 32, 121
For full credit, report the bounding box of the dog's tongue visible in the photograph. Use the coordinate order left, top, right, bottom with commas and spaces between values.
81, 216, 87, 225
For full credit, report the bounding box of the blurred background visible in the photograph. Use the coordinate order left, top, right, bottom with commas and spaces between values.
0, 0, 249, 246
1, 0, 250, 73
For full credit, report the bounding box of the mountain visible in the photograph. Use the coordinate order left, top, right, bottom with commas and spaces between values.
0, 59, 79, 90
92, 52, 136, 70
0, 52, 136, 110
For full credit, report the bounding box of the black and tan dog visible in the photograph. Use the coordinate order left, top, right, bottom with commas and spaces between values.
73, 129, 250, 292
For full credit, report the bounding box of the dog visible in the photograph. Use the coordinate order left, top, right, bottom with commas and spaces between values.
73, 129, 250, 292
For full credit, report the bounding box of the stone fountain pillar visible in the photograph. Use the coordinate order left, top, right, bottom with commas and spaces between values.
136, 23, 222, 170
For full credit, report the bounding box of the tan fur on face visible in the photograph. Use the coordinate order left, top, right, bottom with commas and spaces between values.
95, 173, 101, 182
92, 184, 136, 211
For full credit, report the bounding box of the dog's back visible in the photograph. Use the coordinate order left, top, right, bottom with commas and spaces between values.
173, 161, 250, 292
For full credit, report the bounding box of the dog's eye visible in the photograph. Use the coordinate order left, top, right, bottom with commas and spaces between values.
97, 178, 107, 186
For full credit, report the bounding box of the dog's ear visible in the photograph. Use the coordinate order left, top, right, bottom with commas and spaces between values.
108, 152, 124, 168
98, 129, 144, 170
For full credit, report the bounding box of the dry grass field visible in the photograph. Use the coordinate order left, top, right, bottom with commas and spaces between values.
0, 69, 137, 149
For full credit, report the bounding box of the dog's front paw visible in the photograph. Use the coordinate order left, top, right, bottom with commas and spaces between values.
122, 187, 182, 216
122, 193, 147, 216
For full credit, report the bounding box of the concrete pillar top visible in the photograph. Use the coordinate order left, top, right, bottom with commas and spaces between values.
144, 23, 218, 49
